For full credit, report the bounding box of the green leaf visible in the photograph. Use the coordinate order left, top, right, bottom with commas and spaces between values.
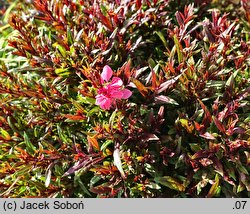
29, 181, 46, 191
87, 106, 100, 117
207, 174, 220, 197
55, 68, 71, 77
178, 118, 194, 133
3, 0, 18, 23
0, 128, 11, 140
74, 175, 92, 197
109, 110, 117, 129
71, 99, 85, 112
146, 182, 161, 190
100, 4, 108, 16
237, 183, 245, 193
154, 176, 185, 192
148, 58, 156, 69
13, 165, 33, 177
54, 165, 64, 176
173, 34, 183, 63
189, 143, 202, 152
236, 162, 249, 175
155, 31, 168, 48
100, 140, 113, 151
225, 70, 238, 88
175, 154, 185, 169
7, 116, 20, 135
145, 163, 157, 177
196, 178, 209, 195
23, 132, 36, 154
67, 26, 74, 45
90, 175, 102, 188
79, 96, 96, 104
57, 125, 69, 144
52, 42, 67, 58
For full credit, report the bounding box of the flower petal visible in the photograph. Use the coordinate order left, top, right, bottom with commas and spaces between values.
109, 77, 123, 88
110, 90, 124, 99
101, 65, 113, 82
121, 89, 132, 99
95, 94, 105, 105
96, 94, 112, 110
102, 99, 112, 110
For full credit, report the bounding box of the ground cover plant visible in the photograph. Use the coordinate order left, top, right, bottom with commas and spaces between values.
0, 0, 249, 198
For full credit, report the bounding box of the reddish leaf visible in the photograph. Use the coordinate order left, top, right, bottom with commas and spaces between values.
199, 132, 216, 140
175, 11, 184, 27
228, 140, 248, 152
98, 11, 113, 31
151, 70, 157, 91
131, 78, 148, 97
63, 114, 86, 121
213, 116, 226, 133
209, 142, 221, 153
153, 0, 158, 6
231, 127, 245, 135
155, 95, 179, 105
63, 156, 104, 176
124, 60, 132, 78
136, 0, 142, 9
87, 135, 100, 150
212, 97, 219, 116
157, 106, 164, 120
192, 150, 213, 160
194, 121, 203, 132
212, 157, 224, 176
226, 115, 239, 136
157, 74, 182, 94
199, 158, 213, 167
198, 99, 212, 132
90, 166, 118, 175
141, 133, 159, 142
199, 99, 212, 121
90, 185, 112, 194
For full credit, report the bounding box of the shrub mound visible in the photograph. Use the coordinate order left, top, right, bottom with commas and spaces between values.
0, 0, 249, 197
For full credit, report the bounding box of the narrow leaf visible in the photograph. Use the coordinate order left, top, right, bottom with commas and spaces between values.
23, 132, 36, 154
0, 128, 11, 140
173, 34, 183, 63
207, 174, 220, 197
113, 148, 126, 179
45, 163, 53, 187
87, 135, 100, 150
155, 176, 185, 192
131, 78, 148, 97
155, 95, 179, 105
158, 74, 182, 94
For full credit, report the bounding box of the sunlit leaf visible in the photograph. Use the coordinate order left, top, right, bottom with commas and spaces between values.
131, 78, 148, 97
23, 132, 36, 154
155, 176, 185, 192
87, 135, 100, 151
179, 118, 194, 133
113, 148, 125, 179
0, 128, 11, 140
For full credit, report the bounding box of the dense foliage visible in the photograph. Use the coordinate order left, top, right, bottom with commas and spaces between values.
0, 0, 249, 197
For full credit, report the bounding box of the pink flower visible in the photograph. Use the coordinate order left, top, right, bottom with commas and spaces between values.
95, 65, 132, 110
